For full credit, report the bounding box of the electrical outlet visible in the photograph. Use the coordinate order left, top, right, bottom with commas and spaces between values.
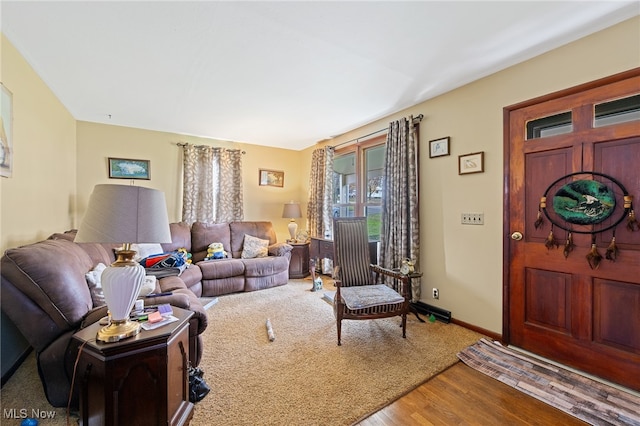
461, 212, 484, 225
432, 288, 439, 299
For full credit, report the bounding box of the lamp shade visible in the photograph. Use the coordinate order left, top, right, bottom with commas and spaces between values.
282, 202, 302, 219
75, 184, 172, 342
76, 184, 172, 244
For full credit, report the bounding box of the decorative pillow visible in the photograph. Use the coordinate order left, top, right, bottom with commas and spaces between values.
85, 263, 107, 307
139, 275, 157, 297
241, 234, 269, 259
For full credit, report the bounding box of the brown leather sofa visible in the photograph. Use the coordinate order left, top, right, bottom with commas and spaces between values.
0, 220, 291, 408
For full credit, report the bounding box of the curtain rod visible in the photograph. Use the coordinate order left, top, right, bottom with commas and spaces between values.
331, 114, 423, 149
177, 142, 246, 154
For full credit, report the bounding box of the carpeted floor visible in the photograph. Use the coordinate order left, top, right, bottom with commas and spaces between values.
458, 338, 640, 426
1, 279, 483, 425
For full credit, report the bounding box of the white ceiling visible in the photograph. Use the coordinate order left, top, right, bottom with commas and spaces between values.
2, 1, 638, 150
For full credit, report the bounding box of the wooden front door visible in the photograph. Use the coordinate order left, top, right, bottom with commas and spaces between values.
504, 69, 640, 391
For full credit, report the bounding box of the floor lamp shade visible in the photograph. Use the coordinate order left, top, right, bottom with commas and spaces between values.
282, 201, 302, 241
76, 184, 172, 342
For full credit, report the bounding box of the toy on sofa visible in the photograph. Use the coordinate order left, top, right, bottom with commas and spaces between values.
177, 247, 192, 264
204, 242, 227, 261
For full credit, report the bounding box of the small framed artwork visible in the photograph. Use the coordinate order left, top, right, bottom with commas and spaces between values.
1, 83, 13, 178
108, 158, 151, 180
259, 169, 284, 187
458, 152, 484, 175
429, 137, 450, 158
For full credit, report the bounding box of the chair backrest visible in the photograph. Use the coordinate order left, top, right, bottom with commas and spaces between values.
333, 217, 371, 287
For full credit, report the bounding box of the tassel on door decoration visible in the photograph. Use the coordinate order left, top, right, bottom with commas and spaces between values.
605, 234, 618, 262
545, 226, 559, 250
586, 236, 603, 270
563, 232, 574, 259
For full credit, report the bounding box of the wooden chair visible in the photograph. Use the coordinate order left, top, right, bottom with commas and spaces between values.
332, 217, 411, 345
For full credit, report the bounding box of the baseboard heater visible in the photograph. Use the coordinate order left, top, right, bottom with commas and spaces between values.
411, 301, 451, 323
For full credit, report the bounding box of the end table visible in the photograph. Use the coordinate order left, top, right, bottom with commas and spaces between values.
288, 242, 310, 278
72, 306, 194, 426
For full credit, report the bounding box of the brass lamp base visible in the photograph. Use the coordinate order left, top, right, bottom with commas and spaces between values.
96, 318, 141, 343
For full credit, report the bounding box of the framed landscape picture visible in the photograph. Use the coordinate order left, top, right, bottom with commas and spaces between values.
259, 169, 284, 187
108, 158, 151, 180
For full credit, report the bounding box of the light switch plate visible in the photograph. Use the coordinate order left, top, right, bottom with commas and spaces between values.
461, 212, 484, 225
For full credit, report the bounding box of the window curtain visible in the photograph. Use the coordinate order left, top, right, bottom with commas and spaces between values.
181, 144, 244, 224
379, 116, 421, 301
307, 146, 334, 238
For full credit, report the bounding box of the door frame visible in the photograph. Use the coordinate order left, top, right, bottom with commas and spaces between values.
502, 67, 640, 345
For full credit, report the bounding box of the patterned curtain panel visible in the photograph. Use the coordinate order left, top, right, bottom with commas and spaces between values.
213, 148, 244, 222
307, 147, 334, 238
380, 116, 421, 301
181, 144, 244, 224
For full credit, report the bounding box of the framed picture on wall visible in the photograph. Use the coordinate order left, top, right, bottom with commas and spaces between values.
1, 83, 13, 178
458, 152, 484, 175
108, 158, 151, 180
259, 169, 284, 187
429, 137, 450, 158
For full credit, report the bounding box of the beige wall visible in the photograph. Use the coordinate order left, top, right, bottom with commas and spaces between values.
0, 35, 77, 252
75, 122, 305, 243
303, 16, 640, 334
2, 16, 638, 335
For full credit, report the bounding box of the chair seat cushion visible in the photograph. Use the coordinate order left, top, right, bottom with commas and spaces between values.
340, 284, 404, 310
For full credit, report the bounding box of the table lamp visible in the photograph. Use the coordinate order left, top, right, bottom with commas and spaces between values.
75, 184, 172, 342
282, 201, 302, 241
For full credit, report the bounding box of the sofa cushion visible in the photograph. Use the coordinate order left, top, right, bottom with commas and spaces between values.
229, 221, 276, 258
241, 234, 269, 259
178, 264, 203, 290
242, 256, 290, 277
162, 222, 192, 253
191, 222, 231, 262
197, 258, 245, 280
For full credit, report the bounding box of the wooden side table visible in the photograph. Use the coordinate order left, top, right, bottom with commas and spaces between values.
310, 237, 334, 275
289, 242, 310, 278
73, 306, 194, 426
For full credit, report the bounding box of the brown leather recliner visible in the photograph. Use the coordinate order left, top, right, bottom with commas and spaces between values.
1, 234, 208, 408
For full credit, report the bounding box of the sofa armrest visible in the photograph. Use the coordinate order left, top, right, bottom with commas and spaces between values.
145, 276, 208, 335
268, 242, 293, 257
80, 305, 109, 329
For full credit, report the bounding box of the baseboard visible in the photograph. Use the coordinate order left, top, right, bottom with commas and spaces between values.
411, 301, 451, 323
411, 302, 502, 341
450, 318, 501, 341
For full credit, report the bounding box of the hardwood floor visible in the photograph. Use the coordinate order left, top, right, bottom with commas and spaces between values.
355, 362, 586, 425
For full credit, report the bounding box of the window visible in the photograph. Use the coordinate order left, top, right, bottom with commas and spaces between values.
332, 135, 386, 240
594, 94, 640, 127
526, 111, 572, 139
